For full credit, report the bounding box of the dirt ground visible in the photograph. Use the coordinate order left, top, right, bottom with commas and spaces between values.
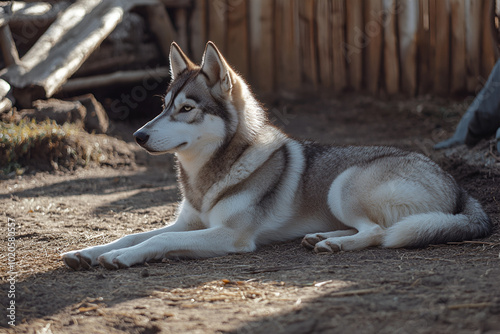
1, 95, 499, 334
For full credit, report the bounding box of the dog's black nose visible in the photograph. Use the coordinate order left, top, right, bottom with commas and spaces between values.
134, 131, 150, 146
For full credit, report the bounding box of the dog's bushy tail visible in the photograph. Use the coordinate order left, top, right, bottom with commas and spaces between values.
383, 191, 492, 248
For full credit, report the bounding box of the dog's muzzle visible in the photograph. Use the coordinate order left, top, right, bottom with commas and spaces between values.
133, 130, 150, 147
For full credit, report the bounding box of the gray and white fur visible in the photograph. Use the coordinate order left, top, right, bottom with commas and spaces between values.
62, 42, 492, 270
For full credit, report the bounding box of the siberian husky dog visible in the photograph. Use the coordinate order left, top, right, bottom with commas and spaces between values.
62, 42, 492, 270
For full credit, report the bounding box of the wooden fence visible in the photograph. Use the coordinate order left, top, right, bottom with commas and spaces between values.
180, 0, 499, 96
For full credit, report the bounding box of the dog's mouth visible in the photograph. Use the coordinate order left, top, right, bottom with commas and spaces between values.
174, 142, 188, 150
146, 142, 188, 155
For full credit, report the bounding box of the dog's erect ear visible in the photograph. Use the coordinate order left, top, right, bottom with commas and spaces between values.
169, 42, 195, 80
201, 42, 233, 93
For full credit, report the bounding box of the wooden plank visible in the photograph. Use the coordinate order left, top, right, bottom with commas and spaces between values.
433, 0, 450, 95
297, 0, 317, 88
207, 0, 226, 54
189, 0, 207, 58
248, 0, 274, 93
331, 0, 346, 92
481, 0, 497, 78
383, 0, 399, 95
345, 0, 363, 90
450, 0, 466, 93
364, 0, 383, 94
465, 0, 482, 92
398, 0, 419, 96
226, 0, 249, 78
275, 0, 300, 91
316, 0, 333, 87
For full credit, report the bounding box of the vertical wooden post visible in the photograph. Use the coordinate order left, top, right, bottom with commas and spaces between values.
481, 0, 497, 79
383, 0, 400, 95
190, 0, 207, 58
207, 0, 227, 54
332, 0, 347, 93
176, 9, 188, 50
249, 0, 274, 93
418, 0, 431, 94
398, 0, 419, 96
364, 0, 383, 95
275, 0, 300, 91
345, 0, 363, 91
433, 0, 450, 95
465, 0, 482, 92
227, 0, 249, 78
298, 0, 318, 88
316, 0, 333, 87
450, 0, 466, 93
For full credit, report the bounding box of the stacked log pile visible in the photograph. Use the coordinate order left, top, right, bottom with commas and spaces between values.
0, 0, 190, 129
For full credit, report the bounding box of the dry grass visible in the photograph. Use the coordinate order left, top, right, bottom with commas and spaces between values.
0, 119, 134, 176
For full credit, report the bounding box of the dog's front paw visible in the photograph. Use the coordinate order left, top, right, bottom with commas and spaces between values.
62, 251, 96, 270
98, 250, 133, 270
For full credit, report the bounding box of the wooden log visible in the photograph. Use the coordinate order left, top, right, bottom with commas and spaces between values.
226, 0, 249, 78
297, 0, 317, 88
398, 0, 419, 96
345, 0, 363, 90
248, 0, 274, 93
1, 0, 159, 105
189, 0, 207, 58
0, 25, 20, 67
433, 0, 450, 95
450, 0, 466, 93
146, 3, 177, 60
331, 0, 347, 93
465, 0, 482, 92
364, 0, 383, 95
74, 43, 160, 77
4, 1, 70, 27
275, 0, 300, 91
383, 0, 399, 95
316, 0, 333, 87
60, 67, 170, 92
207, 0, 227, 54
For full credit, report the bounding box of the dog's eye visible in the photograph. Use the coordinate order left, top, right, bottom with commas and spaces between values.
180, 105, 193, 113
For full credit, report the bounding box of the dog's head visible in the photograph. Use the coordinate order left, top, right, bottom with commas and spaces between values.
134, 42, 264, 156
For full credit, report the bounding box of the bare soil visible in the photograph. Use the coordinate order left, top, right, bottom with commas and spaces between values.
1, 95, 499, 334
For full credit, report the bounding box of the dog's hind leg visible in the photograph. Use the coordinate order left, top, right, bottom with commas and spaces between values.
312, 219, 384, 253
301, 229, 357, 249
